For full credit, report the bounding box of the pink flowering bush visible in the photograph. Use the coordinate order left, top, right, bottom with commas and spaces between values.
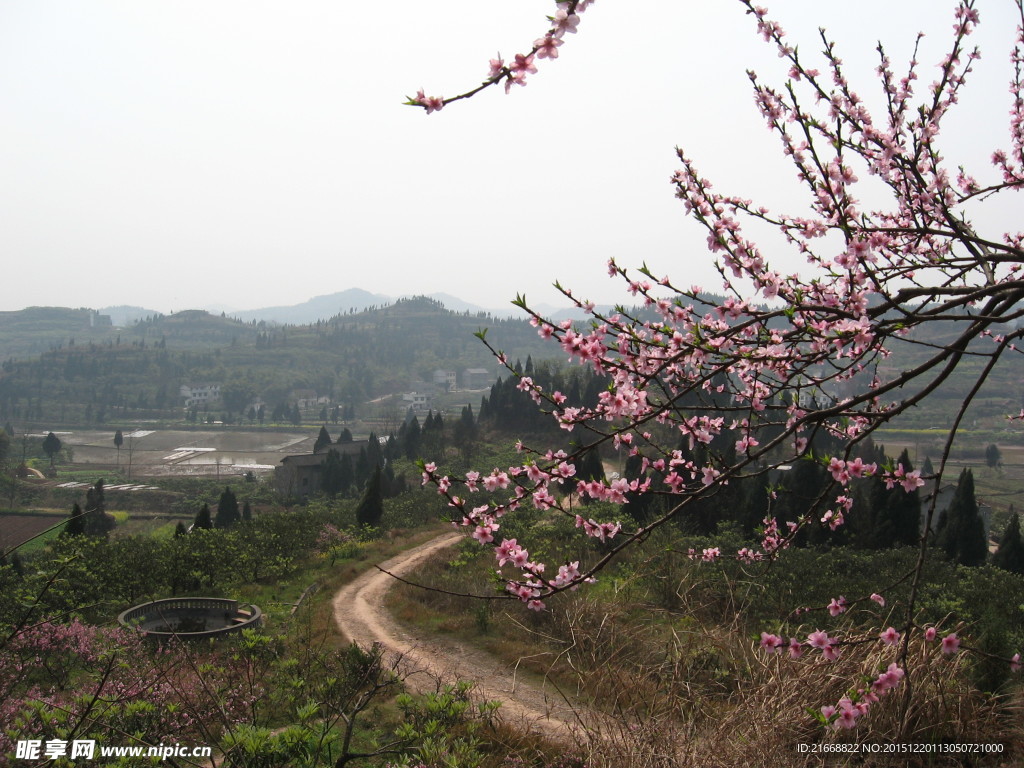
313, 522, 359, 565
0, 622, 264, 760
412, 0, 1024, 739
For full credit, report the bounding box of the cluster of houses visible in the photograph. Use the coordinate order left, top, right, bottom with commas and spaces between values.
181, 366, 495, 417
179, 383, 221, 408
400, 368, 492, 414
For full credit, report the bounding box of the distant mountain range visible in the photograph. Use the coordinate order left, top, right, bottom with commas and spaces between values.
98, 289, 613, 327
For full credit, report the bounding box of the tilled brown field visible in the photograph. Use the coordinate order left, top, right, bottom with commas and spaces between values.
0, 513, 65, 551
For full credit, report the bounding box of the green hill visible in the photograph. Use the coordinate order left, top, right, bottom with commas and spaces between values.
0, 307, 114, 361
0, 297, 553, 427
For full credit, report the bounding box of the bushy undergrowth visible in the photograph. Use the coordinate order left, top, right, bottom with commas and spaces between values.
3, 450, 1022, 766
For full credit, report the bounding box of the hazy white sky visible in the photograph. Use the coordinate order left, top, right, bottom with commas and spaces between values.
0, 1, 1019, 315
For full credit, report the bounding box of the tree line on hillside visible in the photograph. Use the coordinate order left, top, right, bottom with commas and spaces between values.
477, 357, 608, 435
467, 365, 1024, 573
622, 433, 1024, 572
0, 302, 556, 427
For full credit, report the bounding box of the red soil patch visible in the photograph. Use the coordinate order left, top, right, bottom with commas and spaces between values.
0, 514, 64, 551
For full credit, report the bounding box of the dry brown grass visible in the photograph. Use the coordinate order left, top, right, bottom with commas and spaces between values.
385, 539, 1023, 767
565, 626, 1023, 768
406, 593, 1022, 766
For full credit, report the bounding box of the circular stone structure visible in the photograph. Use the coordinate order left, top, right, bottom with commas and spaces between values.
118, 598, 262, 640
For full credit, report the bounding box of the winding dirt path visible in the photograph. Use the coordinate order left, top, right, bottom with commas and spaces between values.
332, 532, 591, 742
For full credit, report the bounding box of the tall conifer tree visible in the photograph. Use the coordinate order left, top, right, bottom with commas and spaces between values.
194, 503, 213, 530
993, 511, 1024, 574
215, 487, 240, 528
356, 465, 384, 528
313, 425, 333, 454
935, 469, 987, 567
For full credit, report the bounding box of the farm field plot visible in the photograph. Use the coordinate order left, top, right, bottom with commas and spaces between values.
56, 428, 314, 478
0, 512, 65, 553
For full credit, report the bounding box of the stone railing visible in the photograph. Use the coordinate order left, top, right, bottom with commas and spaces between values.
118, 598, 262, 640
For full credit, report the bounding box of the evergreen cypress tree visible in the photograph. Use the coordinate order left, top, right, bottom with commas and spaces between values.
174, 521, 188, 537
454, 405, 478, 459
356, 465, 384, 528
889, 450, 922, 546
861, 449, 921, 548
737, 474, 774, 538
339, 452, 355, 495
321, 449, 345, 497
83, 480, 114, 537
935, 469, 988, 566
921, 456, 935, 477
215, 487, 240, 528
985, 443, 1002, 469
566, 378, 582, 407
366, 431, 383, 470
576, 446, 605, 484
426, 414, 445, 453
194, 503, 213, 530
992, 511, 1024, 574
313, 425, 333, 454
42, 432, 62, 469
403, 417, 422, 460
852, 472, 886, 548
65, 502, 86, 536
337, 427, 354, 443
382, 462, 399, 498
242, 501, 253, 522
773, 459, 827, 546
355, 447, 370, 487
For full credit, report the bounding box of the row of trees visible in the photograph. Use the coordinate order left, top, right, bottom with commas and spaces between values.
478, 359, 607, 435
467, 357, 1006, 567
190, 487, 254, 531
25, 502, 345, 619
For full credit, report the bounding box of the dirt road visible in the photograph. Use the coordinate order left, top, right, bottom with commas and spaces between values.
332, 532, 589, 742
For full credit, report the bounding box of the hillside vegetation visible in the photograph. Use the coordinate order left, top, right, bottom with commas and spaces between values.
0, 297, 554, 426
